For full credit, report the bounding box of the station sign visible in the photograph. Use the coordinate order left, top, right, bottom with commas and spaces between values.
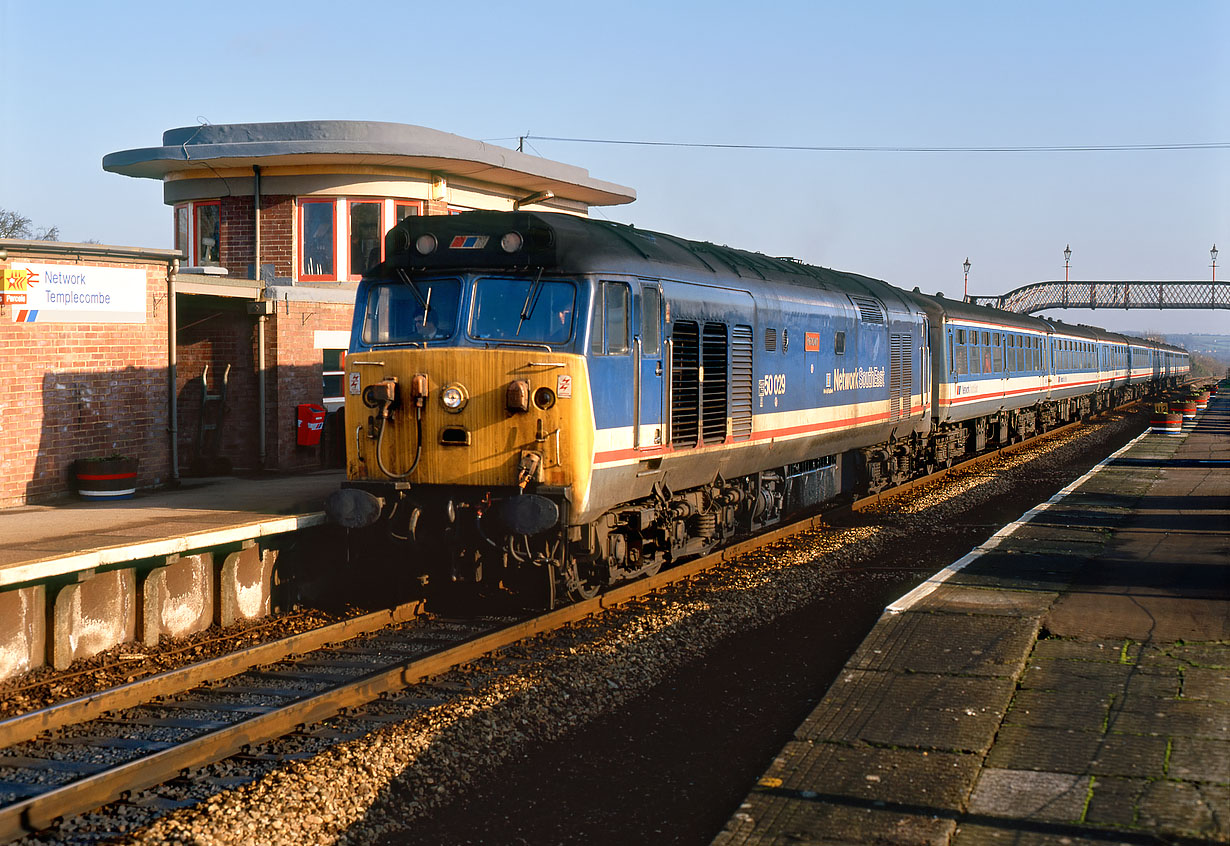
3, 262, 146, 323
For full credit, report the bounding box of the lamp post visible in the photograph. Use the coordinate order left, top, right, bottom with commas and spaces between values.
1213, 244, 1219, 308
1064, 244, 1071, 282
963, 257, 971, 301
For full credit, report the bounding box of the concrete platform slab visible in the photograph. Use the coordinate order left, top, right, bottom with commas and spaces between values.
848, 612, 1041, 677
985, 724, 1168, 777
799, 670, 1015, 753
965, 769, 1089, 823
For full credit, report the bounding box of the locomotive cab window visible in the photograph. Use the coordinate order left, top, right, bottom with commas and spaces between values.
641, 284, 661, 356
590, 281, 630, 355
472, 276, 576, 345
361, 278, 462, 345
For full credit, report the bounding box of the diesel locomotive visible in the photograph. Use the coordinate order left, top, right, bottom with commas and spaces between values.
325, 211, 1188, 603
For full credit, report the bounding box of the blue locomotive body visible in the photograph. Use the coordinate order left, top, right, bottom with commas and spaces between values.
328, 211, 1188, 601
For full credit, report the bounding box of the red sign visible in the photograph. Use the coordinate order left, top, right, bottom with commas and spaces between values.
804, 331, 821, 352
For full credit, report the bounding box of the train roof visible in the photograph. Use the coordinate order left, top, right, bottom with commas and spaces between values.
375, 211, 919, 312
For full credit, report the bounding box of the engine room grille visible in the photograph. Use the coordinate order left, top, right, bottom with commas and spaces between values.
671, 321, 700, 447
702, 322, 729, 444
730, 324, 753, 442
889, 332, 912, 421
764, 327, 777, 352
849, 296, 885, 325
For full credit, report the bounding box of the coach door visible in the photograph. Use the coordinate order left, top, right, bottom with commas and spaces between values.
635, 281, 664, 449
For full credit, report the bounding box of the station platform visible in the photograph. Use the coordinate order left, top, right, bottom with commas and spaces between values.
0, 471, 342, 678
0, 470, 342, 589
715, 392, 1228, 845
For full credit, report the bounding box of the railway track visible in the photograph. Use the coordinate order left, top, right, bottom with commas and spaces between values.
0, 403, 1152, 843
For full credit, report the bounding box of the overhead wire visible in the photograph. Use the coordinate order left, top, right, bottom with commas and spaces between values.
519, 135, 1230, 153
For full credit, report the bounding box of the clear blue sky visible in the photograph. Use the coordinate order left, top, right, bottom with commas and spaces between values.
2, 0, 1226, 334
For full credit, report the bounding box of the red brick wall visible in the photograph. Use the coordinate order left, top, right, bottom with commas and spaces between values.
219, 197, 254, 278
267, 302, 354, 469
259, 195, 295, 280
0, 251, 173, 507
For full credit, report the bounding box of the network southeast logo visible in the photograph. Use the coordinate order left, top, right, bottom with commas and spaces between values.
1, 267, 38, 305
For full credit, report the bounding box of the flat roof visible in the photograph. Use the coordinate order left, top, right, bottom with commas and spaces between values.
103, 120, 635, 207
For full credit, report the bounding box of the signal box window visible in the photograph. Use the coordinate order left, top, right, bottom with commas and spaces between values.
301, 200, 335, 280
395, 201, 422, 224
175, 205, 189, 261
195, 201, 220, 267
349, 201, 382, 278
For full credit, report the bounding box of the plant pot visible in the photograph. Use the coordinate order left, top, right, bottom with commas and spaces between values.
73, 456, 138, 500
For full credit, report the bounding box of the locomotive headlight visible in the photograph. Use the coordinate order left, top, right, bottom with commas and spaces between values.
415, 234, 438, 255
533, 386, 556, 409
440, 383, 469, 412
500, 231, 523, 253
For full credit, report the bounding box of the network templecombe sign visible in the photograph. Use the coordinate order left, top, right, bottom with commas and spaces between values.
2, 262, 146, 323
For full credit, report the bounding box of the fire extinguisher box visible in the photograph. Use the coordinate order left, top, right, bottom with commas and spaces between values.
296, 403, 327, 446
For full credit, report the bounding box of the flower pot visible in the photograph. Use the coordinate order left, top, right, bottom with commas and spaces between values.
73, 456, 138, 500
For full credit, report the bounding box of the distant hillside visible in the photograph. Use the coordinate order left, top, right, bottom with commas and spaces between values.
1154, 333, 1230, 363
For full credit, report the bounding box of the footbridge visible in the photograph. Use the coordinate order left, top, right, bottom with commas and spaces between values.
969, 280, 1229, 313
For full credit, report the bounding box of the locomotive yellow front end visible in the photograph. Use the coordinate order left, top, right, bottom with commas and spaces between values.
332, 346, 595, 595
323, 209, 601, 599
344, 346, 592, 492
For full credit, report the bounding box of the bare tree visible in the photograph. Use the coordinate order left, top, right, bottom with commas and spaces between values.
0, 207, 59, 241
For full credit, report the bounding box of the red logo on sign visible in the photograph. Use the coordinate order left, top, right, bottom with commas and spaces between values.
804, 332, 821, 352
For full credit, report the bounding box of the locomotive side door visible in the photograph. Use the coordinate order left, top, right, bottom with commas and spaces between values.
635, 281, 664, 449
589, 280, 636, 454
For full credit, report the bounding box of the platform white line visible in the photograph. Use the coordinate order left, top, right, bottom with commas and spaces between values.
886, 430, 1154, 614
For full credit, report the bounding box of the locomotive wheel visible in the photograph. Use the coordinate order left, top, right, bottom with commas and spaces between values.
563, 559, 602, 602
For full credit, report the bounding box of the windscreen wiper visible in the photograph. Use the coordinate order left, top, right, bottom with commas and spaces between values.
515, 267, 546, 337
396, 268, 431, 313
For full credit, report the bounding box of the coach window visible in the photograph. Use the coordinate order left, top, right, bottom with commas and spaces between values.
195, 201, 220, 267
591, 281, 630, 355
301, 199, 336, 280
992, 333, 1003, 372
349, 201, 382, 278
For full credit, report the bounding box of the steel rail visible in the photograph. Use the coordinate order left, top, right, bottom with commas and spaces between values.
0, 399, 1157, 841
0, 602, 424, 750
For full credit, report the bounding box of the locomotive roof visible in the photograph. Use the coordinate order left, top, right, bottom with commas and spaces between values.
377, 211, 918, 311
374, 212, 1188, 356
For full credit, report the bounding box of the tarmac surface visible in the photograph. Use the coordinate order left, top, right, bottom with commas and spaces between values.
0, 470, 342, 588
715, 393, 1229, 846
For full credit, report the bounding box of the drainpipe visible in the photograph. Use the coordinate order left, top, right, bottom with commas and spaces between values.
167, 258, 180, 484
258, 313, 267, 468
254, 165, 267, 468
